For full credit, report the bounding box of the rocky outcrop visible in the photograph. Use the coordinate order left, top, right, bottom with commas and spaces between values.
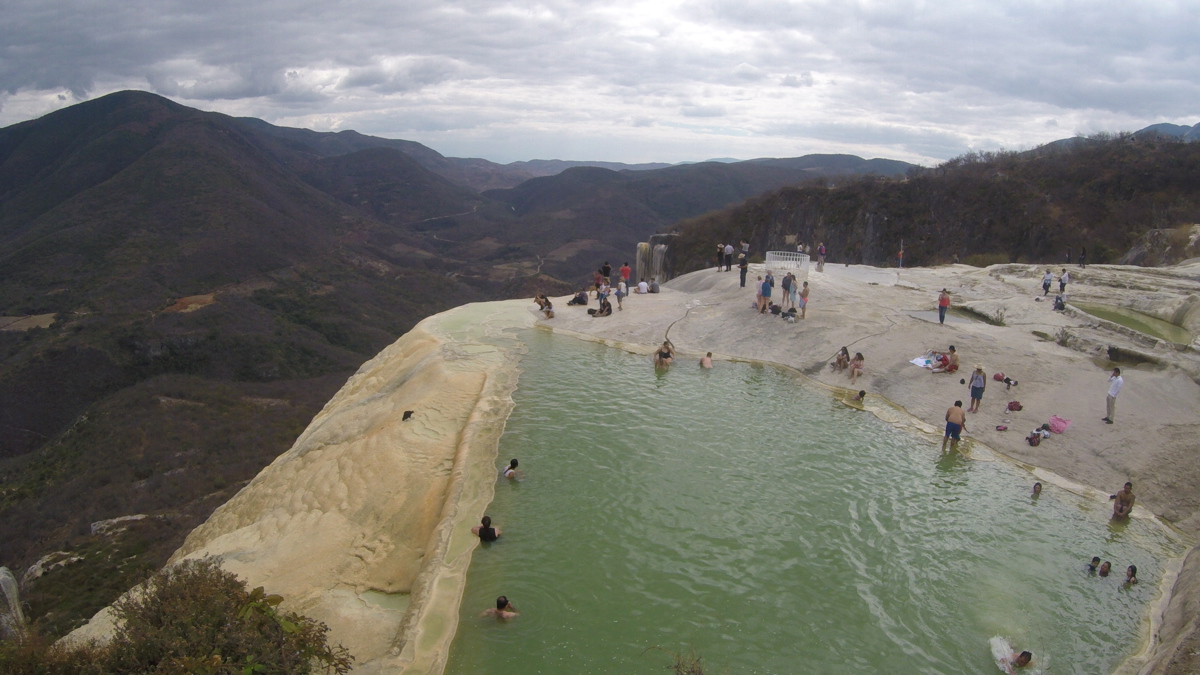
1139, 547, 1200, 675
1120, 225, 1200, 267
66, 301, 532, 673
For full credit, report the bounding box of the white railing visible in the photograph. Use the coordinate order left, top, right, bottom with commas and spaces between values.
764, 251, 810, 278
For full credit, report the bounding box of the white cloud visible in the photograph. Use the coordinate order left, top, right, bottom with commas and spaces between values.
1, 0, 1198, 164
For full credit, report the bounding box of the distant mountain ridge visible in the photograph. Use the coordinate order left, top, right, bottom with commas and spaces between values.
667, 132, 1200, 273
3, 88, 1197, 640
0, 90, 920, 636
234, 116, 914, 190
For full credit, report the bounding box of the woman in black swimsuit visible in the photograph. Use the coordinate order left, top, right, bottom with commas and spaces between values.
654, 340, 674, 368
472, 515, 501, 542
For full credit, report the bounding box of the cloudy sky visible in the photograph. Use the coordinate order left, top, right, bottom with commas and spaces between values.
2, 0, 1197, 165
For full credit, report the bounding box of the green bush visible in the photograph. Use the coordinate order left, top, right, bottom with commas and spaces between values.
0, 558, 353, 674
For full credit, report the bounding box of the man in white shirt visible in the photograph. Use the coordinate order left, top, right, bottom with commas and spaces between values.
1103, 367, 1123, 424
637, 279, 650, 294
723, 243, 734, 271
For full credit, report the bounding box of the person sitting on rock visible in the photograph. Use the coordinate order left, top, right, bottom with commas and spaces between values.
567, 289, 589, 306
588, 298, 613, 317
848, 352, 865, 384
931, 345, 959, 374
831, 347, 850, 372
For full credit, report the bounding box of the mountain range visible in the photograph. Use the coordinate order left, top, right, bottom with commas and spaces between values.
0, 90, 913, 636
668, 132, 1200, 274
4, 89, 1194, 637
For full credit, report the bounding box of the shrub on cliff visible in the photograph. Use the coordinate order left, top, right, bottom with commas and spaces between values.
0, 558, 353, 674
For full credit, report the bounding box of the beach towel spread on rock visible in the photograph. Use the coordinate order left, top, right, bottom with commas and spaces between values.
1048, 415, 1071, 434
912, 356, 934, 368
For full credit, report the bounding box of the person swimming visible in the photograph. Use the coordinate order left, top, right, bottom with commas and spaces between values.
1086, 556, 1101, 573
851, 390, 866, 402
1099, 561, 1111, 577
1125, 565, 1138, 584
472, 515, 501, 542
480, 595, 518, 620
1032, 482, 1042, 497
502, 458, 520, 479
1007, 650, 1033, 672
700, 352, 713, 368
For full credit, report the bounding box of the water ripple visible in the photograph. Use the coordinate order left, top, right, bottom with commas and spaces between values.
447, 331, 1183, 675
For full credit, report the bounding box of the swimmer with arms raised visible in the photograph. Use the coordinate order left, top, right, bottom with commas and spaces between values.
480, 596, 518, 620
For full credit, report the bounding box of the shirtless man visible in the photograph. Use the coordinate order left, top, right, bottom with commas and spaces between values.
799, 281, 810, 319
1003, 650, 1033, 673
480, 596, 518, 620
931, 345, 958, 374
942, 400, 967, 453
700, 352, 713, 368
1112, 481, 1135, 518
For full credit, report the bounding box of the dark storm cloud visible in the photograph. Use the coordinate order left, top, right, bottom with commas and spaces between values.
1, 0, 1197, 163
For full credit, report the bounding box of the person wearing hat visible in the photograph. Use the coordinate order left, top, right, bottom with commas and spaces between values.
967, 364, 987, 412
738, 253, 749, 288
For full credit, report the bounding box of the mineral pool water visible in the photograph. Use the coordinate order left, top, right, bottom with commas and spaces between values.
446, 330, 1183, 674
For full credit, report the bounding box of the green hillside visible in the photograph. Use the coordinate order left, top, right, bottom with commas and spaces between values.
0, 90, 914, 636
668, 134, 1200, 273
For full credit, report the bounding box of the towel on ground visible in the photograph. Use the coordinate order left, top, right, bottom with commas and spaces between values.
1048, 415, 1071, 434
911, 356, 933, 368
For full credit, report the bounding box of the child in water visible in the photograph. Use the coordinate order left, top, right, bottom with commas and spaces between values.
990, 636, 1032, 674
502, 458, 521, 480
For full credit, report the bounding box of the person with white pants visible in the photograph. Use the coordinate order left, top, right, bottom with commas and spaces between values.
1103, 367, 1123, 424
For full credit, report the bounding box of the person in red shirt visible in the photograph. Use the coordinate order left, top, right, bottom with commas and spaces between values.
619, 262, 631, 284
937, 289, 950, 325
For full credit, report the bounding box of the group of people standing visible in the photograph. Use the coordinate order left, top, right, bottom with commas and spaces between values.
752, 270, 810, 317
1041, 268, 1071, 296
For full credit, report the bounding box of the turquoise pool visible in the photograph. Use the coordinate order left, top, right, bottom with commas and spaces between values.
445, 331, 1183, 674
